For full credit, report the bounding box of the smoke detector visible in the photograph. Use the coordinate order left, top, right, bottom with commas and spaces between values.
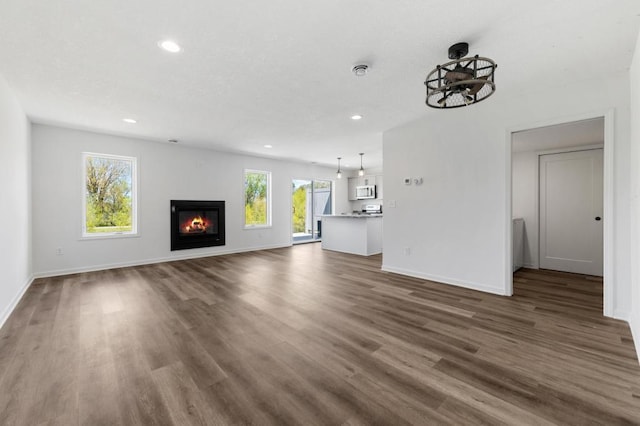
351, 64, 369, 77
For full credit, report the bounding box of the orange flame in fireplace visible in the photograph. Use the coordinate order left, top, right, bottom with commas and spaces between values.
182, 216, 210, 233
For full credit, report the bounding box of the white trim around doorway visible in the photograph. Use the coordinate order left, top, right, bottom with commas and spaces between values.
504, 109, 615, 318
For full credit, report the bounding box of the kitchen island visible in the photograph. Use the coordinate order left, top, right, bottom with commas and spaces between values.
321, 214, 382, 256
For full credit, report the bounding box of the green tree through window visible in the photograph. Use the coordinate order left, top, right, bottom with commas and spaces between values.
245, 170, 270, 227
292, 184, 308, 233
83, 153, 136, 235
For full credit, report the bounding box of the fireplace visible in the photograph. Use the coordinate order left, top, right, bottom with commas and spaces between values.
170, 200, 225, 251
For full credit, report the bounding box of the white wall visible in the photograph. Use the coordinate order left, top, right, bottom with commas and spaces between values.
511, 151, 538, 268
629, 30, 640, 360
382, 71, 631, 318
0, 75, 31, 328
32, 124, 347, 276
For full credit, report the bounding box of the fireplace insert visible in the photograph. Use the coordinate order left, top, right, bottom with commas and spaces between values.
170, 200, 225, 251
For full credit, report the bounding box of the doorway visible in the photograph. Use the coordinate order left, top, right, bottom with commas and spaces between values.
509, 114, 612, 315
292, 179, 332, 244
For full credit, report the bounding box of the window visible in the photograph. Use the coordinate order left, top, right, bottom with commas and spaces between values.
244, 169, 271, 228
82, 152, 137, 237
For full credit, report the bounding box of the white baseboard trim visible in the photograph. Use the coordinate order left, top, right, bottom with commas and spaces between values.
381, 264, 507, 296
33, 243, 292, 279
522, 263, 538, 269
0, 275, 34, 331
612, 308, 630, 322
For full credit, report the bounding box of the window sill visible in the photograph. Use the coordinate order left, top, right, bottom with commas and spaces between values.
244, 225, 272, 230
80, 232, 140, 241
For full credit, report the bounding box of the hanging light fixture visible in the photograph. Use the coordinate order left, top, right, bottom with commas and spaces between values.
424, 42, 497, 109
336, 157, 342, 179
358, 153, 365, 177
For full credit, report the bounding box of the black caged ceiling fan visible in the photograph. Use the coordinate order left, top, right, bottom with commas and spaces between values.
424, 42, 497, 109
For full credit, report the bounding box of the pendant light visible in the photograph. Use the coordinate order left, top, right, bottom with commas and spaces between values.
336, 157, 342, 179
358, 153, 365, 177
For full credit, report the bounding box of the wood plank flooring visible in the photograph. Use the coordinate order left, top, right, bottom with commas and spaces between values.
1, 243, 639, 425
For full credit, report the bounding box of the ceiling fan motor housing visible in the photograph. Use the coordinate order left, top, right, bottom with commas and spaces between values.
444, 65, 475, 84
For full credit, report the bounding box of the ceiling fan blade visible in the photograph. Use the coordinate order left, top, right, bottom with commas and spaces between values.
467, 76, 489, 96
461, 92, 474, 105
438, 91, 452, 106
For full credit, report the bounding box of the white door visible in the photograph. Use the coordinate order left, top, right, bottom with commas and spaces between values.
539, 149, 603, 276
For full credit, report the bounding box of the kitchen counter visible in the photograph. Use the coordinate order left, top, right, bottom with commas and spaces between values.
321, 215, 382, 256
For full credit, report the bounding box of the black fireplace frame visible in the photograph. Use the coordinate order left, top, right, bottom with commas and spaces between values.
170, 200, 225, 251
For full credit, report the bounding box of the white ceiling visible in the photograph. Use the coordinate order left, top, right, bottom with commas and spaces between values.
0, 1, 638, 170
512, 117, 605, 153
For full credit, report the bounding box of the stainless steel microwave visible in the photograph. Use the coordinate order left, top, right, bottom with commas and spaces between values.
356, 185, 376, 199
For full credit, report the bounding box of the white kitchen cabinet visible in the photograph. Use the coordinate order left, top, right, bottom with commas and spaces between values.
347, 177, 358, 201
361, 175, 375, 186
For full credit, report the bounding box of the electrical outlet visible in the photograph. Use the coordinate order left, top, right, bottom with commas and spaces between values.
55, 247, 63, 256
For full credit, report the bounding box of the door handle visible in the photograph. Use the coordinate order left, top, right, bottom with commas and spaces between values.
595, 216, 601, 221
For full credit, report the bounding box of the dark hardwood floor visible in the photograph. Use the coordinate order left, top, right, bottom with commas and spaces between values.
1, 243, 639, 425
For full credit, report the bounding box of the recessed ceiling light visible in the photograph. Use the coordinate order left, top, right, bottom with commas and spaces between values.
264, 144, 273, 148
123, 118, 137, 124
351, 115, 363, 120
158, 40, 182, 53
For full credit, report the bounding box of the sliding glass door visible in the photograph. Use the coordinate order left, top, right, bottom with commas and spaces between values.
292, 179, 332, 243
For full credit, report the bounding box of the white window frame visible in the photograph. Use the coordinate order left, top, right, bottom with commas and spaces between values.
244, 169, 272, 229
81, 152, 138, 239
